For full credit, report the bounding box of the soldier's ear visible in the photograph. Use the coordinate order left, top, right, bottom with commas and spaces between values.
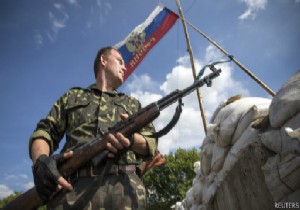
100, 54, 107, 66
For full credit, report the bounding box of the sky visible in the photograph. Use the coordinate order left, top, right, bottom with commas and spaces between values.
0, 0, 299, 199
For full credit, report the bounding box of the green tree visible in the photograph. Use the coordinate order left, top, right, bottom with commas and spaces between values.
0, 192, 47, 210
143, 148, 200, 210
0, 191, 22, 208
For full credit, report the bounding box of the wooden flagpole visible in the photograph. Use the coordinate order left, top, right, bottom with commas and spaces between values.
180, 17, 275, 97
175, 0, 208, 134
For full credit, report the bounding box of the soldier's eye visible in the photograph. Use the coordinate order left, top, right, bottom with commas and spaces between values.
117, 58, 124, 65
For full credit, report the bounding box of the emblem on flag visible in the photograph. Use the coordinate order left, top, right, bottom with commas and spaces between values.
115, 4, 178, 80
126, 32, 146, 53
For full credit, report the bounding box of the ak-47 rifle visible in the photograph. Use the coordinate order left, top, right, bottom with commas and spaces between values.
2, 66, 221, 210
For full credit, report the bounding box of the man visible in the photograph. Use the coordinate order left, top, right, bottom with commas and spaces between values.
29, 46, 157, 209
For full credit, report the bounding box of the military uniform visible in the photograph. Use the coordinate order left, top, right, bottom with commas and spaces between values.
29, 84, 157, 210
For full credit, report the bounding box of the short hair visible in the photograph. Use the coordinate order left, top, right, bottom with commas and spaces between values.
93, 46, 118, 78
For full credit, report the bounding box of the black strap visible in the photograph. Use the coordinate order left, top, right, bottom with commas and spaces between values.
147, 99, 184, 139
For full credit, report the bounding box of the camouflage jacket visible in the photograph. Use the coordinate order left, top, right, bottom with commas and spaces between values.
29, 84, 157, 165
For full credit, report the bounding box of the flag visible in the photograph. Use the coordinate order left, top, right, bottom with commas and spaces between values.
115, 4, 178, 80
141, 149, 166, 175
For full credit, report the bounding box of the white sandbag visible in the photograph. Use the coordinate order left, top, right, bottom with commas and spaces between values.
284, 111, 300, 132
285, 127, 300, 141
205, 124, 218, 144
232, 103, 270, 144
210, 100, 227, 124
230, 126, 259, 156
200, 142, 214, 176
262, 151, 300, 201
216, 152, 239, 183
190, 204, 198, 210
211, 144, 230, 173
192, 179, 203, 203
260, 130, 281, 153
205, 171, 216, 185
216, 126, 259, 184
194, 161, 201, 176
171, 202, 185, 210
260, 129, 300, 154
202, 182, 217, 204
269, 71, 300, 128
209, 95, 243, 123
183, 189, 194, 209
211, 97, 271, 147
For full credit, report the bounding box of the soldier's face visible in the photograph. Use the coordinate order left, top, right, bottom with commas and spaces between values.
102, 49, 126, 88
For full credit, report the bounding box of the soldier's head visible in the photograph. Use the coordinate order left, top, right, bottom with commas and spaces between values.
94, 46, 126, 89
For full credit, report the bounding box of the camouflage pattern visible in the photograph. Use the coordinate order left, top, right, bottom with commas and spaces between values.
29, 84, 157, 209
47, 173, 146, 210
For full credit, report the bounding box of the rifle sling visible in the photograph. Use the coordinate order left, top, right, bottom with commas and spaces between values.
146, 99, 183, 139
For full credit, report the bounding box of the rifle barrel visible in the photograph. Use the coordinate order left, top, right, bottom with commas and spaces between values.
157, 69, 221, 110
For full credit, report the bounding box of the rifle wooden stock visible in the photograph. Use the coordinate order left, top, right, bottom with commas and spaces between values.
3, 69, 221, 210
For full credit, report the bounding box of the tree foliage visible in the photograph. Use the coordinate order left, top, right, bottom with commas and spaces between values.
0, 192, 47, 210
0, 191, 22, 208
143, 148, 201, 210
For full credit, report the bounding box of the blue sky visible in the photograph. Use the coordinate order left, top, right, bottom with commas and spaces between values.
0, 0, 299, 198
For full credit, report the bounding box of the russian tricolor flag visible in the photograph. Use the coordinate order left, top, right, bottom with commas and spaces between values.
115, 4, 178, 81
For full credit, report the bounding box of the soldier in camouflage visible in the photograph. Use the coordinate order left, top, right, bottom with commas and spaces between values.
29, 46, 157, 209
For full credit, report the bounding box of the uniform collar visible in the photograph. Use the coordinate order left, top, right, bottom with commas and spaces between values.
87, 84, 121, 96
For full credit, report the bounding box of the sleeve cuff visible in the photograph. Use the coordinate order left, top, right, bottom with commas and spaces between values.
29, 130, 54, 158
139, 131, 157, 159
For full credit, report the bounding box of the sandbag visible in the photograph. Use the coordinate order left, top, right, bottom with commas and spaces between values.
194, 161, 201, 175
211, 144, 230, 173
260, 129, 300, 154
192, 178, 203, 203
211, 97, 271, 147
230, 126, 259, 156
232, 103, 270, 144
269, 71, 300, 128
200, 141, 214, 176
284, 111, 300, 132
262, 151, 300, 201
209, 95, 242, 123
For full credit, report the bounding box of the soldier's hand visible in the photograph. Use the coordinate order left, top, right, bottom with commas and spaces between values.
106, 114, 134, 157
32, 151, 73, 202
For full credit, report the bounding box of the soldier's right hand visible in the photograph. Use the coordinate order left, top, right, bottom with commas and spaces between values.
32, 152, 73, 202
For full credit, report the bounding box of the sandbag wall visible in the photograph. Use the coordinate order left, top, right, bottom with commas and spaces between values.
173, 71, 300, 210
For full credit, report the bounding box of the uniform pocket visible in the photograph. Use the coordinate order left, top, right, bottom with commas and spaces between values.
66, 94, 95, 128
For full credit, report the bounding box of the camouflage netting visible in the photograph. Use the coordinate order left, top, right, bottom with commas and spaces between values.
173, 71, 300, 210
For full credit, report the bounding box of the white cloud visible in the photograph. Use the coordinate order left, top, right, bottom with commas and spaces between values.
49, 4, 69, 35
238, 0, 267, 20
126, 46, 249, 154
131, 90, 162, 107
95, 0, 112, 25
34, 30, 44, 48
35, 3, 70, 45
22, 181, 34, 190
0, 184, 14, 199
4, 174, 28, 180
126, 74, 160, 93
66, 0, 79, 6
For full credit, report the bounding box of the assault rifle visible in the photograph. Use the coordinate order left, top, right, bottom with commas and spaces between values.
2, 67, 221, 210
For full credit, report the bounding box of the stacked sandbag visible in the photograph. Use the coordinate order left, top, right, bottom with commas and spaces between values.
174, 71, 300, 210
268, 70, 300, 128
175, 96, 271, 210
261, 71, 300, 203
